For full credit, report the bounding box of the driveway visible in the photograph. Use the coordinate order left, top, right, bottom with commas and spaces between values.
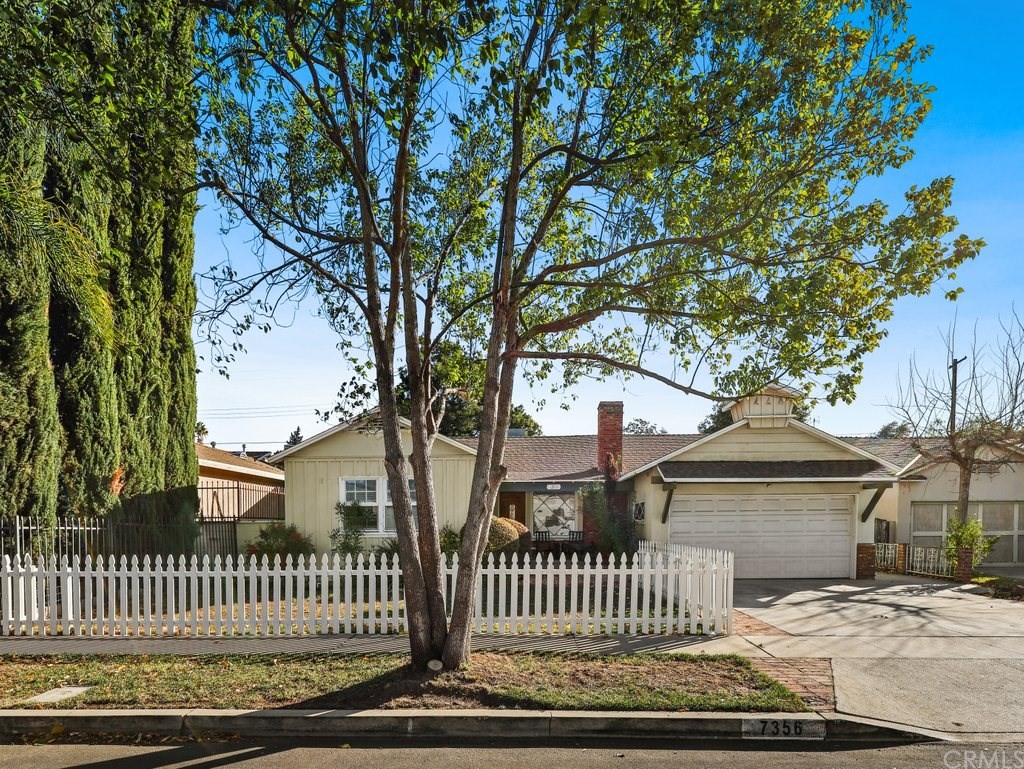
732, 574, 1024, 737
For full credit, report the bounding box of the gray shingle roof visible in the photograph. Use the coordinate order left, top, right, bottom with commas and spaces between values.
839, 436, 921, 469
456, 434, 701, 482
457, 431, 932, 483
657, 459, 893, 481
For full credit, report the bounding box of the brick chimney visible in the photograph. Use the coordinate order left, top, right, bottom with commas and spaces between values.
597, 401, 624, 479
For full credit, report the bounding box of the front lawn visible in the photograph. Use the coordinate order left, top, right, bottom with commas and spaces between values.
0, 651, 805, 712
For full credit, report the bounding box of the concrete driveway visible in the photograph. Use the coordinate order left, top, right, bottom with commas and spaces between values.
732, 574, 1024, 737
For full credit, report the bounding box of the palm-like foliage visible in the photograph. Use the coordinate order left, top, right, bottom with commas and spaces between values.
0, 179, 113, 344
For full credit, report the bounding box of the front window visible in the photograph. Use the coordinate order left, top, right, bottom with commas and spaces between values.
340, 477, 415, 534
385, 479, 417, 532
532, 492, 578, 539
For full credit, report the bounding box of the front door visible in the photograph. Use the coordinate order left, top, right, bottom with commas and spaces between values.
497, 491, 527, 525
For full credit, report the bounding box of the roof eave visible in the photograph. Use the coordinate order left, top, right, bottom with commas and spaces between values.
266, 409, 477, 464
198, 458, 284, 481
657, 475, 903, 484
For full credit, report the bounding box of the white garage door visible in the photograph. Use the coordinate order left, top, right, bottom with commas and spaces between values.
669, 495, 853, 579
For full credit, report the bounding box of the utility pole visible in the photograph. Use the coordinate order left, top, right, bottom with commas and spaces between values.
949, 354, 968, 433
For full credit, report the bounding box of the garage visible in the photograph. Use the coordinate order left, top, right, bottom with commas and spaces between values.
668, 494, 854, 579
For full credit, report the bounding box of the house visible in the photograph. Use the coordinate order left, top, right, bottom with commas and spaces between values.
886, 442, 1024, 565
268, 385, 1024, 576
196, 443, 285, 547
197, 442, 285, 487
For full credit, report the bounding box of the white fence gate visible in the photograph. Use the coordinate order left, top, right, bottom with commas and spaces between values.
0, 548, 733, 638
906, 545, 953, 578
638, 540, 733, 635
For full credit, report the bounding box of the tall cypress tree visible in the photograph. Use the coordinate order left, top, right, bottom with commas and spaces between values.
161, 4, 200, 523
45, 131, 122, 519
0, 119, 61, 524
107, 0, 198, 525
1, 0, 199, 527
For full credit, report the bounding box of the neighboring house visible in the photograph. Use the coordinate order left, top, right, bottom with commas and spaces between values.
196, 443, 285, 548
888, 443, 1024, 566
268, 386, 1024, 577
230, 448, 276, 463
197, 442, 286, 487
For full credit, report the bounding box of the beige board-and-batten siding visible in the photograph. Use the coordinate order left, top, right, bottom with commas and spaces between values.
673, 424, 861, 462
284, 426, 476, 553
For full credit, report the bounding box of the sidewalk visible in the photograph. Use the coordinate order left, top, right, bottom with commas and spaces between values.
0, 631, 753, 655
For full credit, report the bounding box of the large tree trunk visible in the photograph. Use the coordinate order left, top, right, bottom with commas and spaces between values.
404, 379, 449, 655
376, 372, 439, 667
441, 313, 519, 669
440, 82, 528, 669
955, 456, 973, 524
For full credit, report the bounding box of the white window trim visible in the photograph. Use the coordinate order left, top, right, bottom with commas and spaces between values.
339, 476, 416, 536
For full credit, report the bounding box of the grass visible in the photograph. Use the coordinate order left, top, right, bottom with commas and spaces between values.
972, 573, 1024, 600
0, 652, 806, 713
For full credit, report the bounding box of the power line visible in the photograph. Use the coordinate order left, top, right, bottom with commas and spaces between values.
203, 441, 286, 446
199, 403, 329, 414
200, 413, 326, 420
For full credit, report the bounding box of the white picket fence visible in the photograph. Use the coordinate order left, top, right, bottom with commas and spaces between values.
638, 540, 733, 636
0, 547, 733, 638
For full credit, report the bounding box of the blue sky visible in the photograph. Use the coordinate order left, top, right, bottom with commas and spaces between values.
193, 1, 1024, 450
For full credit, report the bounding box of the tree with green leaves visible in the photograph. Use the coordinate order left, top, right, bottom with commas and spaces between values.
875, 421, 911, 439
1, 0, 199, 524
624, 418, 667, 436
0, 122, 64, 523
284, 426, 304, 448
393, 343, 542, 437
197, 0, 980, 668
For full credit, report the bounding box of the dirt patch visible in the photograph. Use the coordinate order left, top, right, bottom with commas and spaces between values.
371, 652, 783, 710
732, 611, 790, 636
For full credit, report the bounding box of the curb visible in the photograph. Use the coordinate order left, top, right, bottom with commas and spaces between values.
0, 709, 941, 743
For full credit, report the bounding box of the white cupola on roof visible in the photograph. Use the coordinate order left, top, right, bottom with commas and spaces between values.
722, 383, 801, 428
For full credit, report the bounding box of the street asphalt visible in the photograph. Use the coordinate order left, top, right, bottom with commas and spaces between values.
3, 739, 1024, 769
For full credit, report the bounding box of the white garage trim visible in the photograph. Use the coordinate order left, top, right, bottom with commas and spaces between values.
669, 494, 856, 579
656, 470, 901, 484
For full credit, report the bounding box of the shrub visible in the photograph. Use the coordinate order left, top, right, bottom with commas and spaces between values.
440, 524, 461, 557
581, 484, 633, 555
506, 518, 531, 553
373, 537, 401, 561
484, 516, 520, 559
458, 517, 520, 560
944, 516, 999, 568
245, 523, 314, 563
329, 502, 370, 558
